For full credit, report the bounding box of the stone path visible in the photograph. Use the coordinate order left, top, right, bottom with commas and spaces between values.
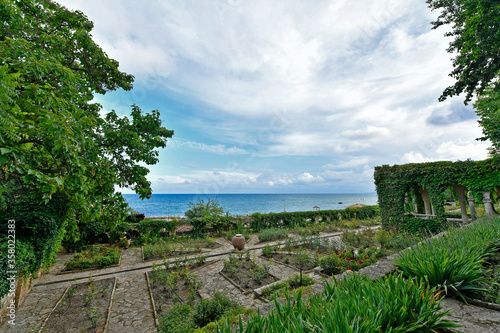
2, 227, 500, 333
108, 248, 155, 333
442, 298, 500, 333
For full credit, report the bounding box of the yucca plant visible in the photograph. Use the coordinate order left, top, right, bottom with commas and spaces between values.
395, 217, 500, 299
218, 273, 459, 332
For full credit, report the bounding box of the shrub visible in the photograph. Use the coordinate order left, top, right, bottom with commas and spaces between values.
258, 228, 288, 242
63, 245, 120, 271
218, 273, 458, 332
158, 303, 195, 333
193, 292, 243, 328
400, 216, 443, 235
261, 244, 279, 257
261, 274, 315, 299
375, 229, 423, 250
143, 241, 173, 260
341, 228, 376, 248
319, 248, 382, 276
395, 217, 500, 299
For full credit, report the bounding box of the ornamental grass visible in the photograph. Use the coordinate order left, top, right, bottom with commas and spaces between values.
219, 273, 458, 332
395, 216, 500, 299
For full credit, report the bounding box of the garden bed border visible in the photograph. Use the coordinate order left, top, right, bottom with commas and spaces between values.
37, 277, 117, 333
146, 259, 221, 328
218, 264, 280, 296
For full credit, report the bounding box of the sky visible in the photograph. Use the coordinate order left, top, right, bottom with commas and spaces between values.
58, 0, 490, 195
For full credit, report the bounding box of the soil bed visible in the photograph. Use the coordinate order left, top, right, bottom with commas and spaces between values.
40, 278, 115, 333
147, 269, 202, 318
263, 252, 317, 271
143, 249, 206, 261
221, 255, 278, 292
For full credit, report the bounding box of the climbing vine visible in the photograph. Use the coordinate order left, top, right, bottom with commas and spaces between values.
374, 158, 500, 228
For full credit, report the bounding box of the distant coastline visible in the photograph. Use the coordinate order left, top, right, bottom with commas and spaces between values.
122, 193, 378, 217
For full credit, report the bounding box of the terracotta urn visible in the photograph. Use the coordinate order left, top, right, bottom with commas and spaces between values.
232, 234, 245, 251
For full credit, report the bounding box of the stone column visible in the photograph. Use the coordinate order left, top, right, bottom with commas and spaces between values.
421, 188, 431, 216
452, 185, 469, 223
483, 191, 498, 216
468, 191, 476, 221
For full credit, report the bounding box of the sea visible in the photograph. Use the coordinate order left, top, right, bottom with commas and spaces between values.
122, 193, 378, 218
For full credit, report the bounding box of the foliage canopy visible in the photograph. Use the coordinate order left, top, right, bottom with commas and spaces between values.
0, 0, 173, 294
427, 0, 500, 103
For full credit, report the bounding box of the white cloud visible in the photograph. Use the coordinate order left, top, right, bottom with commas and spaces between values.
297, 173, 324, 183
58, 0, 491, 194
171, 139, 248, 155
156, 176, 187, 184
401, 152, 437, 164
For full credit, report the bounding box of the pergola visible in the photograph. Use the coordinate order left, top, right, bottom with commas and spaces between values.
374, 159, 500, 228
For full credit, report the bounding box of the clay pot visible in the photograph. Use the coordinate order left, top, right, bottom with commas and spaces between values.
232, 234, 245, 251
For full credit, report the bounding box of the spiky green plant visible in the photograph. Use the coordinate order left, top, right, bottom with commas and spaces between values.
218, 273, 459, 332
395, 217, 500, 299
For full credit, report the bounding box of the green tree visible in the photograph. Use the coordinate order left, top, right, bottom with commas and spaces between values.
290, 249, 311, 287
474, 86, 500, 156
185, 198, 224, 219
0, 0, 173, 251
426, 0, 500, 103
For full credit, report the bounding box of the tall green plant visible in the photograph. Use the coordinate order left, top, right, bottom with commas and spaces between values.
396, 217, 500, 298
218, 273, 458, 332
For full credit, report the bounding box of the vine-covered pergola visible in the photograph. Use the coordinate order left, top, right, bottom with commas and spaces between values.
374, 158, 500, 228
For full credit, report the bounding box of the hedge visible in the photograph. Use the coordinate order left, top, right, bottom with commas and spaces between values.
249, 206, 379, 231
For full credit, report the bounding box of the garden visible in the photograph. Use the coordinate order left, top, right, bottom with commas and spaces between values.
62, 244, 121, 272
39, 277, 115, 332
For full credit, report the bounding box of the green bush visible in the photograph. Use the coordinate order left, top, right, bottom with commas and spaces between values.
341, 228, 376, 248
250, 206, 379, 231
396, 217, 500, 298
400, 216, 443, 235
63, 245, 120, 271
193, 292, 243, 328
158, 303, 196, 333
0, 190, 68, 299
258, 228, 288, 242
219, 273, 458, 332
261, 274, 315, 299
143, 241, 173, 260
375, 229, 423, 250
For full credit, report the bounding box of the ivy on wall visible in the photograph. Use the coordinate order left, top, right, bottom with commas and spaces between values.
374, 158, 500, 228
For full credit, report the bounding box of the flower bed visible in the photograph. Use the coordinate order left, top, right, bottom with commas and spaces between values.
62, 245, 121, 272
39, 278, 116, 332
221, 253, 278, 292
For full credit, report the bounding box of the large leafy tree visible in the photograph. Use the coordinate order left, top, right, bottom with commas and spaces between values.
427, 0, 500, 103
0, 0, 173, 241
474, 86, 500, 156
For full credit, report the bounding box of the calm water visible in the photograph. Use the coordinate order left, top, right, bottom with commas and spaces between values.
122, 193, 378, 217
